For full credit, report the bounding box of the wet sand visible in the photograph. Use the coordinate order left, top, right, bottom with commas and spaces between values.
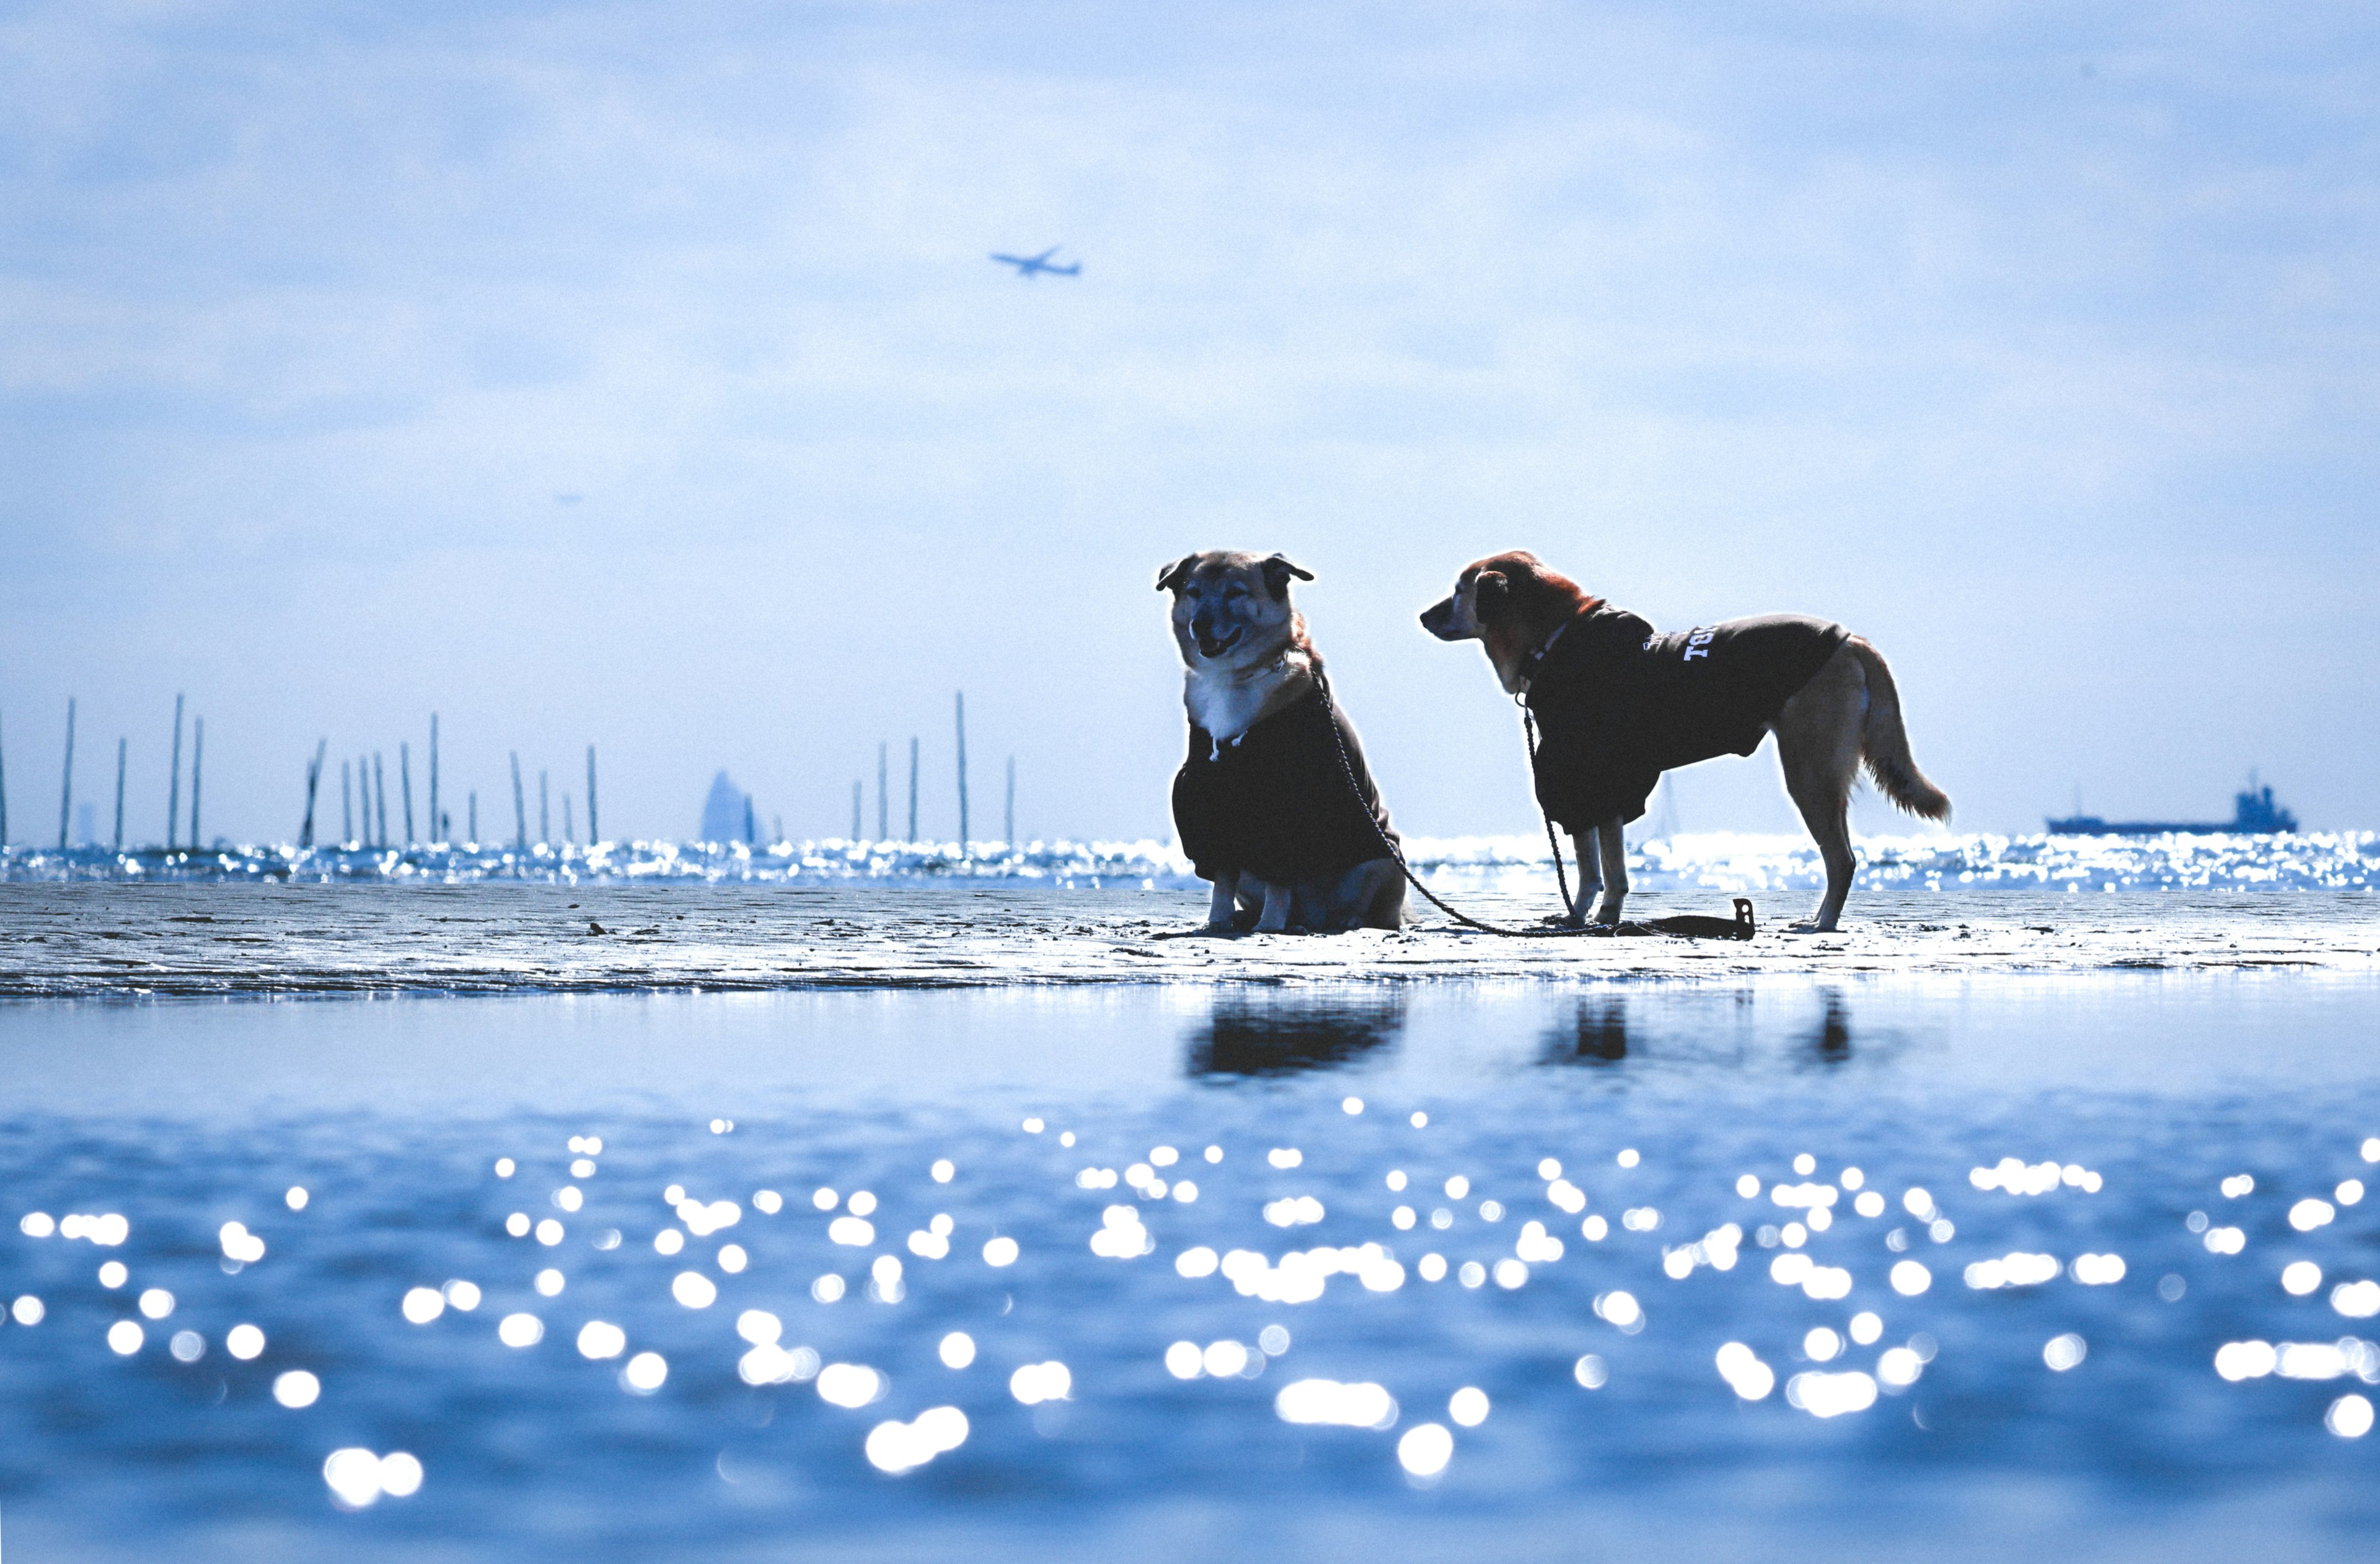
1, 882, 2372, 997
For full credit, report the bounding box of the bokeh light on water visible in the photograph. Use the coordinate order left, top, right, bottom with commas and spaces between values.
7, 829, 2374, 894
1, 976, 2378, 1558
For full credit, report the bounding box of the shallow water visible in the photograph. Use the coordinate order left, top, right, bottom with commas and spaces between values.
9, 826, 2376, 894
4, 977, 2378, 1560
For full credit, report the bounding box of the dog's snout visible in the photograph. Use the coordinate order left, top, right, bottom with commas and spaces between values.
1419, 595, 1460, 640
1192, 610, 1245, 659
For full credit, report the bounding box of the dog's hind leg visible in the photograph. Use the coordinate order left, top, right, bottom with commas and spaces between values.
1592, 819, 1629, 925
1789, 780, 1856, 933
1206, 872, 1241, 931
1774, 653, 1866, 931
1566, 830, 1600, 927
1323, 859, 1406, 931
1253, 878, 1295, 933
1358, 859, 1406, 929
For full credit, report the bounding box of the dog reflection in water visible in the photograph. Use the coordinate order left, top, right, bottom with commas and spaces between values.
1539, 992, 1858, 1068
1543, 999, 1631, 1065
1805, 992, 1853, 1066
1187, 993, 1408, 1076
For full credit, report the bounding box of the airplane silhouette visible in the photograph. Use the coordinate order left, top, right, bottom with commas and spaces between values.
990, 246, 1082, 278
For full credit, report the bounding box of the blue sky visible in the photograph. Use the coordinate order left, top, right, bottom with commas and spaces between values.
2, 0, 2374, 845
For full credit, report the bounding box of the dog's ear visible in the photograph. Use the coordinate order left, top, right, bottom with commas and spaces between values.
1473, 569, 1510, 622
1259, 554, 1314, 600
1155, 556, 1196, 593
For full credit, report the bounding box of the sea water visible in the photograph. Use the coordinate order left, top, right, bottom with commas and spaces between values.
2, 977, 2377, 1560
6, 828, 2376, 894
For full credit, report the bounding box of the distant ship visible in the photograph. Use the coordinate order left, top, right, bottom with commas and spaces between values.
2047, 778, 2298, 836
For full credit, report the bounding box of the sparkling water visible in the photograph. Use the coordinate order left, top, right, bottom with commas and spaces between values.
7, 828, 2374, 894
3, 977, 2377, 1559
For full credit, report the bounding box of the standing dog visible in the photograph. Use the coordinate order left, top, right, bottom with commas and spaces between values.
1160, 550, 1406, 932
1419, 551, 1949, 931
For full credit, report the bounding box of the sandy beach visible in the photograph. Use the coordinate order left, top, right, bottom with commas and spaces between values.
3, 881, 2372, 998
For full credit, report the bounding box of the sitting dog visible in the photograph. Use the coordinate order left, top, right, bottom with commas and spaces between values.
1420, 550, 1949, 931
1159, 550, 1406, 932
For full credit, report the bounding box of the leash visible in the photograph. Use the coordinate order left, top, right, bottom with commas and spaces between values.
1311, 670, 1754, 941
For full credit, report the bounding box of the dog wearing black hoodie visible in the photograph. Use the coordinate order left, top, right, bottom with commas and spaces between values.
1160, 551, 1405, 933
1421, 550, 1949, 932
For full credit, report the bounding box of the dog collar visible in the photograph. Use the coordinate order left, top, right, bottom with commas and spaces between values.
1516, 617, 1578, 695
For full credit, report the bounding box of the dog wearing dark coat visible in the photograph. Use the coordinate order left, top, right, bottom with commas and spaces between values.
1420, 551, 1949, 932
1159, 550, 1406, 933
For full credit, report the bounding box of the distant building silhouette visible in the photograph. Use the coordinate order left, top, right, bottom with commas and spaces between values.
700, 771, 754, 843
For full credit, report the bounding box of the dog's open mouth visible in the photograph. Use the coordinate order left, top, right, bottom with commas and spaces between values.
1196, 627, 1245, 659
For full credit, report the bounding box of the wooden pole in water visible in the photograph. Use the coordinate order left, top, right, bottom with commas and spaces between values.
509, 752, 527, 851
907, 737, 919, 841
356, 754, 369, 843
876, 742, 888, 841
469, 791, 478, 843
954, 692, 969, 853
586, 745, 598, 845
563, 793, 574, 845
742, 794, 756, 845
373, 752, 389, 847
400, 742, 413, 844
190, 718, 204, 847
428, 714, 440, 845
1005, 755, 1015, 846
341, 760, 352, 844
852, 780, 862, 841
539, 769, 549, 846
58, 697, 76, 849
165, 694, 183, 850
113, 738, 126, 848
300, 739, 325, 848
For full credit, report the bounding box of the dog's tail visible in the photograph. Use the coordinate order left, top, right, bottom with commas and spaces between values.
1846, 636, 1951, 822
